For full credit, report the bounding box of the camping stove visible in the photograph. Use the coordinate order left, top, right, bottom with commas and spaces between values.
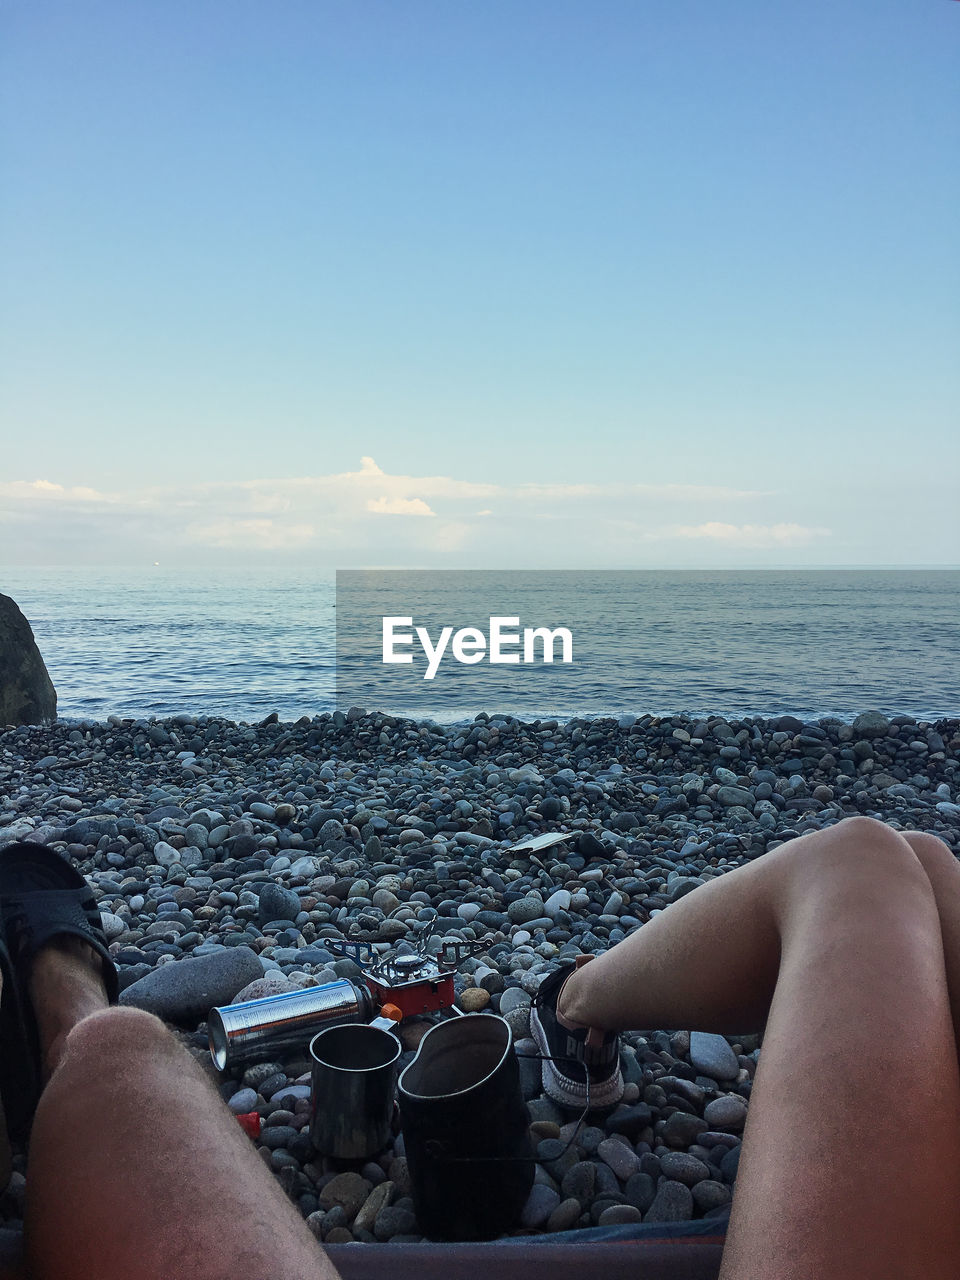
209, 918, 491, 1070
326, 918, 489, 1019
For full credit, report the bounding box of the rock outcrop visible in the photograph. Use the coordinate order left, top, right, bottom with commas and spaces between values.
0, 593, 57, 725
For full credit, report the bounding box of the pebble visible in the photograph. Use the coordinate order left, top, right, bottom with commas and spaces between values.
598, 1204, 642, 1226
318, 1172, 372, 1219
500, 988, 531, 1015
520, 1184, 561, 1227
544, 889, 571, 918
459, 987, 491, 1012
660, 1152, 711, 1185
689, 1032, 740, 1082
703, 1094, 749, 1131
561, 1161, 597, 1203
227, 1087, 258, 1113
546, 1198, 583, 1232
99, 911, 126, 939
645, 1179, 695, 1222
373, 1206, 417, 1240
353, 1182, 394, 1234
597, 1138, 640, 1181
3, 707, 957, 1242
258, 882, 300, 925
692, 1180, 731, 1211
119, 945, 262, 1022
232, 973, 295, 1002
508, 897, 544, 925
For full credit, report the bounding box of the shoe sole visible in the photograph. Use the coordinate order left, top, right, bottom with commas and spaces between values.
529, 1003, 624, 1112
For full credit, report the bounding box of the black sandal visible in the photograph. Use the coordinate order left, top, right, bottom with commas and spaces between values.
0, 928, 31, 1161
0, 842, 119, 1141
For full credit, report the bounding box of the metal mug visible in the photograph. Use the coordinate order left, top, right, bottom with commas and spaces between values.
310, 1022, 402, 1159
396, 1014, 534, 1240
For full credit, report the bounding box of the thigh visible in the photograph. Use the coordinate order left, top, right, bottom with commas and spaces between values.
901, 831, 960, 1037
721, 828, 960, 1280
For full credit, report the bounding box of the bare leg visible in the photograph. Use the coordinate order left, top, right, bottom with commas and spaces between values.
23, 940, 341, 1280
560, 816, 960, 1280
900, 830, 960, 1039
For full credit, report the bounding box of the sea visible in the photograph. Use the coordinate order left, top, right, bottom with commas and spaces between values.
2, 568, 958, 726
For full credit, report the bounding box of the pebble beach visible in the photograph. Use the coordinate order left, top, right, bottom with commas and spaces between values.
1, 706, 958, 1243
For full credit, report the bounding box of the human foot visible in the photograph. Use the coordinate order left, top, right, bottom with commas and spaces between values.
0, 843, 119, 1140
29, 936, 111, 1082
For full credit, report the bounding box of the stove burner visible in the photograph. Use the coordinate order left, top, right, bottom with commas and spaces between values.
325, 918, 492, 1018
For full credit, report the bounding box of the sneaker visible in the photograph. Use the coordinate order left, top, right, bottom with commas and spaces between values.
530, 960, 624, 1111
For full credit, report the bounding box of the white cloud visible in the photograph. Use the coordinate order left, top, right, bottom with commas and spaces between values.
673, 522, 831, 546
0, 479, 111, 503
366, 496, 435, 517
186, 518, 316, 549
0, 457, 840, 565
513, 481, 769, 502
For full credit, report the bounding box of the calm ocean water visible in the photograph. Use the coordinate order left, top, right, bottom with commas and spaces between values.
2, 568, 958, 724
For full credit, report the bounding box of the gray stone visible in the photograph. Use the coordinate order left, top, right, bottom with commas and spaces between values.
227, 1087, 258, 1113
258, 882, 300, 925
692, 1180, 731, 1211
852, 711, 891, 738
599, 1204, 642, 1226
666, 877, 703, 903
99, 911, 126, 940
241, 1061, 285, 1090
716, 1143, 740, 1186
520, 1183, 561, 1227
623, 1171, 657, 1213
561, 1161, 597, 1203
525, 1097, 565, 1126
703, 1094, 748, 1131
153, 841, 180, 867
644, 1179, 694, 1223
716, 786, 754, 808
660, 1152, 711, 1185
319, 1171, 372, 1220
537, 1137, 578, 1180
352, 1181, 394, 1234
661, 1111, 709, 1148
597, 1137, 640, 1181
689, 1031, 740, 1081
232, 973, 295, 1003
0, 594, 56, 725
546, 1198, 583, 1232
503, 1005, 531, 1038
544, 889, 571, 918
119, 945, 262, 1024
373, 1205, 418, 1240
508, 897, 544, 925
499, 987, 531, 1016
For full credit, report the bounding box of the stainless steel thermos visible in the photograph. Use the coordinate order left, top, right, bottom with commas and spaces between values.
208, 979, 373, 1071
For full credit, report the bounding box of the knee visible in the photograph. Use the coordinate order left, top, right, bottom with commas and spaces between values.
775, 816, 927, 896
828, 815, 917, 854
901, 829, 957, 878
798, 816, 914, 865
61, 1006, 175, 1066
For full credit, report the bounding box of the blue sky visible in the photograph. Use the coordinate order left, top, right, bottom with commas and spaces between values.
1, 0, 958, 567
